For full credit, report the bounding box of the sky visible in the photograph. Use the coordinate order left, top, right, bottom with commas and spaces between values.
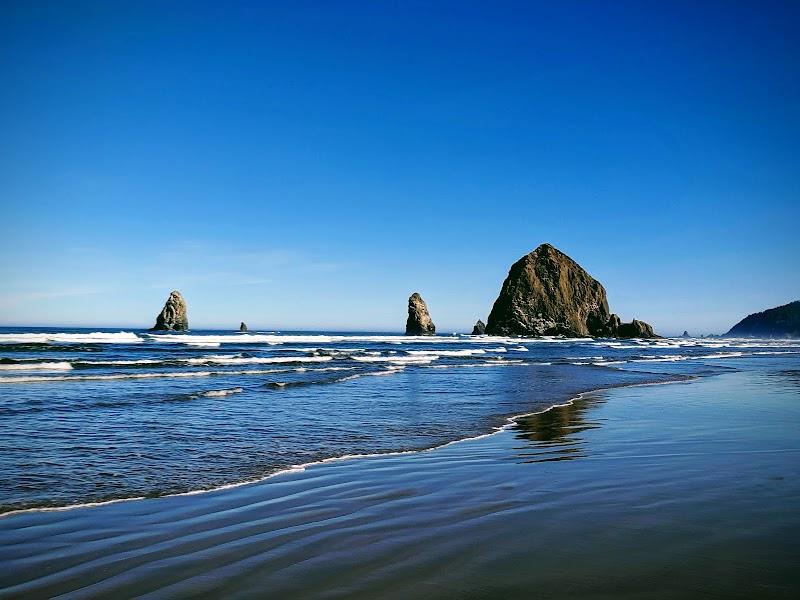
1, 1, 798, 335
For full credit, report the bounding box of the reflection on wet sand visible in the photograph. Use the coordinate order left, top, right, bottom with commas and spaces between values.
512, 394, 604, 462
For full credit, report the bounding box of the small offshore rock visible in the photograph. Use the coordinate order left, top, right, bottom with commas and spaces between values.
472, 319, 486, 335
152, 291, 188, 331
682, 330, 690, 338
405, 292, 436, 335
240, 322, 248, 332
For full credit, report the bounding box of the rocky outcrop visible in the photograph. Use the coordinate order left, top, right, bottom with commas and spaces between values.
682, 330, 690, 338
617, 319, 656, 339
152, 291, 188, 331
240, 322, 248, 332
405, 293, 436, 335
726, 300, 800, 338
485, 244, 657, 338
472, 319, 486, 335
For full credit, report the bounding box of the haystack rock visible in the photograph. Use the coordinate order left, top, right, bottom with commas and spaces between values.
240, 322, 248, 332
405, 293, 436, 335
152, 290, 188, 331
472, 319, 486, 335
726, 300, 800, 338
484, 244, 657, 338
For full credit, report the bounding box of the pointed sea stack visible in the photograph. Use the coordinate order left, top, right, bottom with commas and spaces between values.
405, 293, 436, 335
472, 319, 486, 335
152, 290, 189, 331
725, 300, 800, 338
485, 244, 657, 338
240, 322, 248, 332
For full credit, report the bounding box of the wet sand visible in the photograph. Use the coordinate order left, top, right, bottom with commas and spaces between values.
2, 367, 799, 598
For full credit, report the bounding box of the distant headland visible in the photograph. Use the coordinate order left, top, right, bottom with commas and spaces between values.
726, 300, 800, 338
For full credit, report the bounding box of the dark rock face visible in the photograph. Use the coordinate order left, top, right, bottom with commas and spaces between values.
617, 319, 656, 339
405, 293, 436, 335
485, 244, 657, 338
682, 330, 690, 338
152, 291, 188, 331
240, 322, 248, 332
726, 300, 800, 338
472, 319, 486, 335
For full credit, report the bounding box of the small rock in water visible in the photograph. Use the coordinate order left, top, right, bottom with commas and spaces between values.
472, 319, 486, 335
405, 292, 436, 335
240, 322, 248, 332
151, 291, 188, 331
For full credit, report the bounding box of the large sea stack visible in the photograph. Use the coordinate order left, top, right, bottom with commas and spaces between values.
485, 244, 657, 338
151, 291, 189, 331
726, 300, 800, 338
406, 293, 436, 335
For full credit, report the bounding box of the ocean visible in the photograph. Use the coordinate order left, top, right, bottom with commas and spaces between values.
0, 327, 797, 515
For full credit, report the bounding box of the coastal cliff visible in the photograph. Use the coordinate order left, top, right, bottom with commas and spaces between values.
726, 300, 800, 337
485, 244, 657, 338
152, 291, 189, 331
406, 293, 436, 335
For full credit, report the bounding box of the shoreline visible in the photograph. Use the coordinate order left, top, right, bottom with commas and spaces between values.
0, 370, 693, 520
3, 364, 797, 598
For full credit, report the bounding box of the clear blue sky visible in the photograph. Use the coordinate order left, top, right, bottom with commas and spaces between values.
1, 1, 798, 335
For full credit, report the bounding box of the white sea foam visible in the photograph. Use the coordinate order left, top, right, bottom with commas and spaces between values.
0, 368, 299, 384
334, 365, 406, 383
0, 362, 74, 371
698, 352, 745, 359
352, 355, 439, 364
198, 387, 243, 398
406, 349, 485, 357
0, 331, 142, 344
72, 356, 334, 367
185, 356, 333, 365
75, 359, 163, 366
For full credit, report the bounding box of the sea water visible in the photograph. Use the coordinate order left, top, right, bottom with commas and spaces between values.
1, 327, 798, 514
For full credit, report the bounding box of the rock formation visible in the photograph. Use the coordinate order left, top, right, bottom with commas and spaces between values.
240, 322, 248, 332
617, 319, 657, 339
726, 300, 800, 338
405, 293, 436, 335
682, 330, 690, 338
484, 244, 657, 338
472, 319, 486, 335
152, 291, 188, 331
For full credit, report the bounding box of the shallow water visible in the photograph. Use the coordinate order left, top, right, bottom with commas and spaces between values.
0, 358, 797, 598
1, 328, 798, 513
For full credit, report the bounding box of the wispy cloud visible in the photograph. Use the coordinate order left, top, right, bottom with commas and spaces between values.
0, 288, 105, 309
